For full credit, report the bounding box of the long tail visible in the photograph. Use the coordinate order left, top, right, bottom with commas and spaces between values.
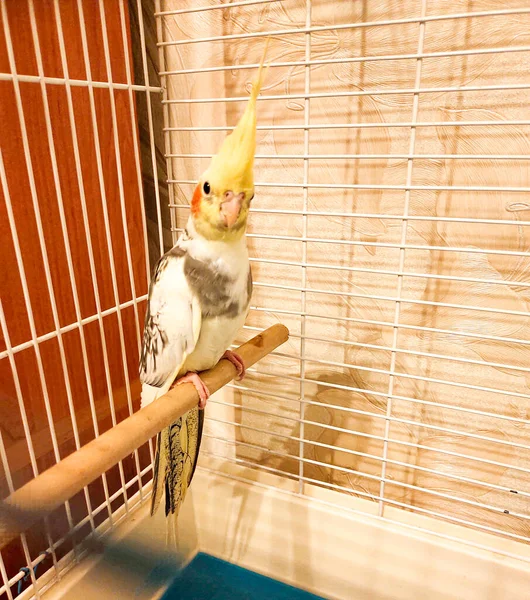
250, 36, 270, 102
150, 407, 204, 518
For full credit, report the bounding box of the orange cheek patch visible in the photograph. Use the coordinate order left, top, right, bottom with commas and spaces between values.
191, 185, 202, 216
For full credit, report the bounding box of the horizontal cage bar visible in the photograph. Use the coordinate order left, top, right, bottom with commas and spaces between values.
157, 8, 530, 46
161, 45, 530, 76
171, 205, 530, 226
0, 72, 161, 92
155, 0, 280, 17
166, 153, 530, 161
162, 83, 530, 104
169, 179, 530, 193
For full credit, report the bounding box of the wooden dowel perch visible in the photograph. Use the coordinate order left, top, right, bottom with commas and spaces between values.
0, 324, 289, 551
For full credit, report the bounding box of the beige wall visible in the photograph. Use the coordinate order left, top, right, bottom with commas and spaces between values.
159, 0, 530, 546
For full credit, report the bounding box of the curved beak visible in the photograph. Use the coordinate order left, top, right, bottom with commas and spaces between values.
220, 191, 245, 228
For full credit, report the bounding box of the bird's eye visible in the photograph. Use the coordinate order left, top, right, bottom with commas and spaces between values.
203, 181, 211, 195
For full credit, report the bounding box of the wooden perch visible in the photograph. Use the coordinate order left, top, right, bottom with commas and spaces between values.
0, 324, 289, 551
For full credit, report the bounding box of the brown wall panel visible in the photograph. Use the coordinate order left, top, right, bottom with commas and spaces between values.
0, 1, 152, 595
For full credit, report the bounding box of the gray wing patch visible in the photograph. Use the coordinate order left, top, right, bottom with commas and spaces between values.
184, 255, 251, 319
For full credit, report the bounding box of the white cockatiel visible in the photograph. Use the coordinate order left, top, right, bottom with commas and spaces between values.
139, 48, 268, 519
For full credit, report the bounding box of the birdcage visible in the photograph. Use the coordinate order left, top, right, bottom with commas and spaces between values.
2, 1, 530, 599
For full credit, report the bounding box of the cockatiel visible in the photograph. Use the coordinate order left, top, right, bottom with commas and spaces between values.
139, 47, 268, 520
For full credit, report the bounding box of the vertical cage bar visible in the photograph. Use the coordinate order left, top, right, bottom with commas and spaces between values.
378, 0, 428, 517
154, 0, 177, 249
137, 0, 169, 464
118, 0, 152, 291
96, 0, 143, 352
93, 0, 146, 501
298, 0, 312, 495
117, 0, 156, 477
0, 547, 14, 600
144, 0, 167, 254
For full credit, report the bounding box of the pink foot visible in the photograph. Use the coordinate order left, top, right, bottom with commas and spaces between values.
174, 372, 210, 409
222, 350, 246, 381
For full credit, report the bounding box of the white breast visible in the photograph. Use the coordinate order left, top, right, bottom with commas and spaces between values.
181, 309, 248, 374
179, 230, 251, 375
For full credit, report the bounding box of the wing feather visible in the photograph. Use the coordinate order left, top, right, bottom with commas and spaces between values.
139, 247, 204, 518
139, 252, 201, 395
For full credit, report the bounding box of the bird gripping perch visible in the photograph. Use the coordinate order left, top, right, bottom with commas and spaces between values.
0, 324, 289, 551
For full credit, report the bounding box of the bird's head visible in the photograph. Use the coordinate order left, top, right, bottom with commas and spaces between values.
190, 43, 268, 242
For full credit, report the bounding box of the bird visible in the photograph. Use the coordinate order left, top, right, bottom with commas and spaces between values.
139, 44, 268, 522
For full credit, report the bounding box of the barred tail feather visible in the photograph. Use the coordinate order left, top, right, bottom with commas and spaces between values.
150, 407, 204, 519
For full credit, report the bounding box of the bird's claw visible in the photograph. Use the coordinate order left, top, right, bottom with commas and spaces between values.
222, 350, 246, 380
174, 372, 210, 409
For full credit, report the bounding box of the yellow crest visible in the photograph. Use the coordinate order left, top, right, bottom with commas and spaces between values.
203, 40, 269, 197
